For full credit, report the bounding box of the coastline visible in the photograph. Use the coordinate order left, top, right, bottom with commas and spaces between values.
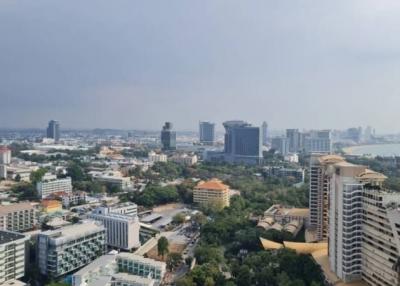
343, 143, 400, 157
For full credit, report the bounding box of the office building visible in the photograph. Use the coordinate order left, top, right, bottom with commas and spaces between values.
160, 122, 176, 151
199, 121, 215, 145
46, 120, 60, 142
0, 230, 30, 285
0, 202, 37, 232
223, 120, 262, 165
286, 129, 301, 153
0, 146, 11, 164
303, 130, 332, 154
148, 152, 167, 163
193, 179, 230, 209
37, 220, 107, 277
309, 154, 345, 241
116, 253, 166, 282
262, 121, 268, 146
89, 207, 140, 250
271, 137, 289, 156
36, 177, 72, 199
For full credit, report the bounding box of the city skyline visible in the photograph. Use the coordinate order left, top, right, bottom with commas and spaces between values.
1, 1, 400, 132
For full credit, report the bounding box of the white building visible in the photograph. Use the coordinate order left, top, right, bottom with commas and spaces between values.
148, 152, 167, 163
89, 207, 141, 250
95, 203, 138, 217
60, 191, 87, 208
303, 130, 332, 154
36, 177, 72, 199
170, 154, 198, 166
0, 146, 11, 165
0, 230, 30, 285
0, 202, 37, 232
90, 171, 132, 191
37, 220, 107, 277
0, 164, 6, 179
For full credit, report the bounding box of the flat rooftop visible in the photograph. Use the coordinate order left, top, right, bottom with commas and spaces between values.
0, 230, 26, 244
0, 202, 34, 215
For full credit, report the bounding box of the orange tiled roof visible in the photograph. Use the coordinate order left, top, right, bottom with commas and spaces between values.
41, 200, 61, 208
196, 179, 229, 190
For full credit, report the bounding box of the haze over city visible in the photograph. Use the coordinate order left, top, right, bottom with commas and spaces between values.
1, 0, 400, 132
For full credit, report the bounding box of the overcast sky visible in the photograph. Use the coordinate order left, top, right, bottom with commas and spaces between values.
1, 0, 400, 132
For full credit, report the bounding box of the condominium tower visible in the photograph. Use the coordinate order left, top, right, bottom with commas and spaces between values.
46, 120, 60, 142
36, 177, 73, 199
160, 122, 176, 151
199, 121, 215, 145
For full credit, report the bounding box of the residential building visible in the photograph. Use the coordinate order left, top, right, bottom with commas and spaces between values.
309, 154, 345, 241
61, 191, 87, 208
94, 203, 138, 217
160, 122, 176, 151
223, 120, 262, 165
263, 166, 305, 183
148, 152, 167, 163
46, 120, 60, 142
0, 230, 30, 285
0, 146, 11, 164
286, 129, 301, 153
36, 177, 72, 199
41, 200, 62, 213
89, 208, 141, 250
271, 137, 289, 156
0, 164, 6, 179
116, 253, 166, 282
199, 121, 215, 145
170, 153, 198, 166
262, 121, 268, 146
193, 179, 230, 209
90, 171, 132, 191
0, 202, 37, 232
303, 130, 332, 154
37, 220, 107, 277
111, 273, 155, 286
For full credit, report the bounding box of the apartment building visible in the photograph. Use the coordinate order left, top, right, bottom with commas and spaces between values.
89, 207, 141, 250
94, 203, 138, 217
170, 154, 198, 166
37, 220, 107, 277
36, 177, 72, 199
0, 230, 30, 285
309, 154, 345, 241
60, 191, 87, 208
193, 179, 230, 209
0, 202, 37, 232
116, 253, 166, 282
148, 152, 167, 163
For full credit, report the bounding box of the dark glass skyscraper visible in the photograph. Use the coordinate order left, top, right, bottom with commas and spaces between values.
46, 120, 60, 142
161, 122, 176, 151
199, 121, 215, 145
223, 121, 262, 164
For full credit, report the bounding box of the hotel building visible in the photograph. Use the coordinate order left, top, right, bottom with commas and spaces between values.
193, 179, 230, 209
0, 202, 37, 232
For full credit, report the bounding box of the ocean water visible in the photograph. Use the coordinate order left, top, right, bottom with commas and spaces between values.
344, 144, 400, 157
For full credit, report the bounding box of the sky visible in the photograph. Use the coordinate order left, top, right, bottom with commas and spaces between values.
1, 0, 400, 132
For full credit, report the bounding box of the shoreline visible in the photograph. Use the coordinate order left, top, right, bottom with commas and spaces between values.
343, 143, 400, 157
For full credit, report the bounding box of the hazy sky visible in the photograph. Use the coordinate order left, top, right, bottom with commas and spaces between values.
1, 1, 400, 132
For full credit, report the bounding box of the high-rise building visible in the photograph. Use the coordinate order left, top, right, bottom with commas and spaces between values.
223, 120, 262, 165
0, 146, 11, 164
37, 220, 107, 277
89, 206, 141, 250
46, 120, 60, 142
286, 129, 301, 153
36, 177, 73, 199
271, 137, 289, 156
160, 122, 176, 151
262, 121, 268, 146
0, 230, 30, 285
199, 121, 215, 145
303, 130, 332, 154
309, 154, 345, 241
0, 202, 37, 232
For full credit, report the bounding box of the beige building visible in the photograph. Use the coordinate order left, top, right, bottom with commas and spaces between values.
193, 179, 230, 209
0, 202, 37, 232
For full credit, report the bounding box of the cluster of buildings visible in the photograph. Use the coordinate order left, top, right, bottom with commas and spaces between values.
308, 154, 400, 286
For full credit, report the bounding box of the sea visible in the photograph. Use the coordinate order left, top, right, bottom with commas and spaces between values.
343, 144, 400, 157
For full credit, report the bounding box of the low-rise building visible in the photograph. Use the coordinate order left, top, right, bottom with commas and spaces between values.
193, 179, 230, 209
0, 202, 37, 232
90, 171, 132, 191
116, 253, 166, 283
263, 166, 305, 183
0, 230, 30, 285
36, 177, 72, 199
41, 200, 62, 213
170, 154, 198, 166
37, 220, 107, 277
148, 152, 167, 163
61, 191, 87, 208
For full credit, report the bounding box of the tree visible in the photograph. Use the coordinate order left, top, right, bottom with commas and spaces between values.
157, 236, 169, 258
30, 168, 47, 184
166, 252, 183, 271
173, 213, 186, 225
15, 174, 21, 182
67, 162, 86, 182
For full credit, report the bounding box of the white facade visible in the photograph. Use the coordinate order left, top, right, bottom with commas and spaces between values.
0, 147, 11, 165
0, 164, 6, 179
89, 209, 141, 250
117, 253, 166, 282
0, 231, 30, 285
61, 192, 87, 208
0, 202, 37, 232
36, 177, 72, 199
148, 152, 167, 163
170, 154, 198, 166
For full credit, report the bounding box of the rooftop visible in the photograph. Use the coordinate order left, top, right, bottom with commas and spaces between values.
41, 220, 104, 240
195, 179, 229, 191
0, 202, 34, 215
117, 253, 166, 268
0, 230, 27, 245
